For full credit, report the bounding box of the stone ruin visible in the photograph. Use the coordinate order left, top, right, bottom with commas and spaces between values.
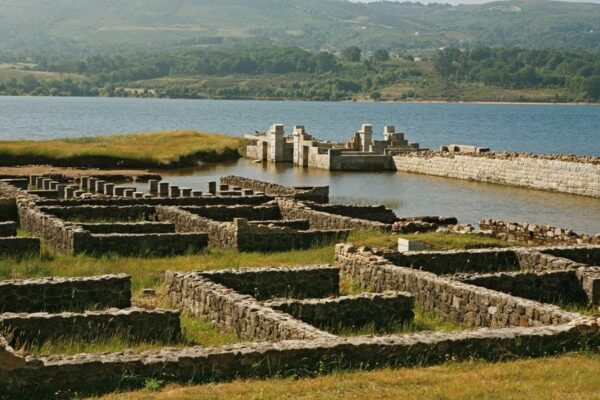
245, 124, 423, 171
0, 174, 457, 256
2, 243, 600, 397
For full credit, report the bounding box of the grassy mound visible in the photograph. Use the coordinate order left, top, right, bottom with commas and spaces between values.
0, 130, 244, 168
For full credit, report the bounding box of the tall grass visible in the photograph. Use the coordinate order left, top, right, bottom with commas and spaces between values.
0, 130, 244, 165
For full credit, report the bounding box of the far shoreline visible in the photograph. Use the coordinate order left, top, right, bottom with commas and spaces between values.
1, 94, 599, 107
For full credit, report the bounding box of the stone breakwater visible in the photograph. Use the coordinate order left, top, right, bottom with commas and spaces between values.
393, 151, 600, 198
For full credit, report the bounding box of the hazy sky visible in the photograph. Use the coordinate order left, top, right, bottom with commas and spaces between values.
350, 0, 600, 4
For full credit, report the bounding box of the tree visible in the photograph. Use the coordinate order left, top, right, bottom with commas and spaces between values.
584, 76, 600, 100
342, 46, 362, 62
373, 49, 390, 62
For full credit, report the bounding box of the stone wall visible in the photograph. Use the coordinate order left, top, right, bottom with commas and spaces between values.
1, 308, 181, 346
278, 198, 390, 231
0, 238, 40, 257
221, 176, 329, 203
156, 205, 238, 247
302, 202, 399, 224
40, 205, 156, 222
181, 204, 281, 222
266, 292, 414, 331
78, 222, 176, 234
3, 320, 597, 398
248, 219, 310, 230
78, 232, 208, 256
480, 219, 600, 245
36, 194, 274, 208
235, 218, 350, 252
200, 265, 340, 300
542, 246, 600, 265
384, 248, 521, 275
0, 221, 17, 237
165, 271, 333, 341
454, 270, 587, 304
0, 274, 131, 313
0, 198, 17, 222
393, 152, 600, 198
335, 244, 579, 328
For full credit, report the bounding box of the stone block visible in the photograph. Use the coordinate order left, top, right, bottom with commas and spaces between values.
398, 238, 427, 252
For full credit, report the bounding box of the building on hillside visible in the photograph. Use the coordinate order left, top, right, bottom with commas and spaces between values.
245, 124, 422, 171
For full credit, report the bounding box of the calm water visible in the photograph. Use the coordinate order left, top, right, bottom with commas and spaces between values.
0, 96, 599, 233
1, 96, 599, 155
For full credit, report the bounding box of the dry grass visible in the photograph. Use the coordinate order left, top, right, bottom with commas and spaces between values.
0, 130, 244, 165
92, 353, 600, 399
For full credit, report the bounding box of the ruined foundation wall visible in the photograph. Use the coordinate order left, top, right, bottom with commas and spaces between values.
165, 271, 332, 341
335, 244, 579, 328
221, 176, 329, 203
278, 199, 390, 231
200, 266, 340, 300
1, 308, 181, 345
384, 248, 521, 275
267, 292, 414, 330
0, 274, 131, 313
480, 219, 600, 245
393, 152, 600, 197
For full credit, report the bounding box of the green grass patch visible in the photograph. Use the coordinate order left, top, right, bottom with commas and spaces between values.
23, 314, 243, 356
0, 130, 244, 166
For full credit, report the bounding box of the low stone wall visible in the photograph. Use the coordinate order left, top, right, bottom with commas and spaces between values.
542, 246, 600, 266
0, 274, 131, 313
40, 205, 157, 222
1, 308, 181, 346
235, 218, 350, 252
480, 219, 600, 245
78, 222, 176, 234
0, 221, 17, 237
3, 320, 598, 398
0, 238, 40, 257
200, 265, 340, 300
516, 250, 589, 272
335, 244, 579, 328
156, 206, 238, 247
249, 219, 310, 230
78, 232, 208, 256
165, 271, 333, 341
384, 248, 521, 275
0, 198, 17, 222
393, 151, 600, 198
267, 292, 414, 331
455, 270, 587, 304
221, 176, 329, 203
181, 204, 281, 222
303, 202, 399, 224
278, 198, 390, 231
36, 194, 274, 208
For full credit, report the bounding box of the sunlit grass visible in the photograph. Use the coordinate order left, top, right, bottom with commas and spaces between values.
92, 353, 600, 400
329, 307, 464, 337
330, 197, 403, 209
0, 130, 243, 165
24, 314, 242, 356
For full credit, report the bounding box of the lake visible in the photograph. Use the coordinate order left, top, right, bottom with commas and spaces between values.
1, 96, 599, 233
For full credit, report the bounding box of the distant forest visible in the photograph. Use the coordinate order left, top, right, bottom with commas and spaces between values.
1, 46, 599, 102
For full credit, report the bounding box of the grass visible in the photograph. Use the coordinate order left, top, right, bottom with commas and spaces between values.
332, 307, 464, 337
24, 314, 242, 356
0, 231, 512, 294
91, 353, 600, 400
0, 130, 244, 166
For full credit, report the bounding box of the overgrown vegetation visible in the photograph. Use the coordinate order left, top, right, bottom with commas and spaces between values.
0, 131, 244, 167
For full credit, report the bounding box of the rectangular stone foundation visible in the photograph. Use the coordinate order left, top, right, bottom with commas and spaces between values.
1, 308, 181, 346
0, 274, 131, 313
